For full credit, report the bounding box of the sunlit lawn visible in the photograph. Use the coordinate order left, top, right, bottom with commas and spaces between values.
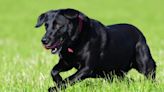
0, 0, 164, 92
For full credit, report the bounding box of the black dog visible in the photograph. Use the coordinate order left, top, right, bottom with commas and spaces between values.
35, 9, 156, 91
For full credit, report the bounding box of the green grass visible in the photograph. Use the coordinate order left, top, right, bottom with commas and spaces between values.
0, 0, 164, 92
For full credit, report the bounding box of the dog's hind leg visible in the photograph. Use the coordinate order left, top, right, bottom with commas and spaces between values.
134, 40, 156, 80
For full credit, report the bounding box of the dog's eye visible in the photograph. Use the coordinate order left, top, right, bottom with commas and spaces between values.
53, 21, 57, 26
53, 21, 60, 29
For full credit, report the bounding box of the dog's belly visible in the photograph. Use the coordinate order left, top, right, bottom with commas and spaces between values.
97, 50, 134, 73
98, 53, 133, 72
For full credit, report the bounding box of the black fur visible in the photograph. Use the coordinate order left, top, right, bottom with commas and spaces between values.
35, 9, 156, 92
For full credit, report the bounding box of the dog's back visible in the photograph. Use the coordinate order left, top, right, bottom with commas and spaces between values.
107, 23, 145, 42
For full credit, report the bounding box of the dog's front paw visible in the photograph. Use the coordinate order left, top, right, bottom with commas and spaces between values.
48, 87, 58, 92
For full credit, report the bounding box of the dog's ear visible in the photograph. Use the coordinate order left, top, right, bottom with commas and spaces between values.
63, 9, 79, 19
35, 13, 47, 28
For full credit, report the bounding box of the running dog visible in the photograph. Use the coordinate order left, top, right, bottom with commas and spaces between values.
35, 8, 156, 92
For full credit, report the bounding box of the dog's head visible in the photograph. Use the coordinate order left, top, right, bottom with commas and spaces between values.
35, 9, 87, 54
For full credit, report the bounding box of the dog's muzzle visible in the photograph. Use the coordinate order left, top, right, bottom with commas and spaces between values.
43, 38, 64, 54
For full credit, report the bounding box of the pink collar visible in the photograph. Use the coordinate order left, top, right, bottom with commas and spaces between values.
68, 48, 74, 53
67, 15, 83, 53
78, 15, 83, 32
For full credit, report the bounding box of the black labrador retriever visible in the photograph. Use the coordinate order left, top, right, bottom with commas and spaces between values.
35, 8, 156, 91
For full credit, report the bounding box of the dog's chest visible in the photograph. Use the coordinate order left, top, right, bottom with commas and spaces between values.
60, 50, 84, 69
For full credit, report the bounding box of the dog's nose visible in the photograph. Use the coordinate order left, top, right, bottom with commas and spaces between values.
41, 38, 49, 44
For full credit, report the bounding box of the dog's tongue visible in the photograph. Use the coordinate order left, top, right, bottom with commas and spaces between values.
45, 42, 59, 49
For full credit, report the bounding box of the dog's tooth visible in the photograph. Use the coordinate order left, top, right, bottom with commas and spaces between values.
51, 47, 62, 54
51, 48, 57, 54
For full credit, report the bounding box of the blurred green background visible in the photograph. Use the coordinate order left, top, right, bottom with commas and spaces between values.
0, 0, 164, 92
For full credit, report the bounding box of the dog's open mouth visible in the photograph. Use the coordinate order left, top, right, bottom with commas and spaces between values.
44, 40, 64, 54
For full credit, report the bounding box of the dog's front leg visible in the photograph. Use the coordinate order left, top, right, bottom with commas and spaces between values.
58, 66, 92, 89
49, 58, 73, 92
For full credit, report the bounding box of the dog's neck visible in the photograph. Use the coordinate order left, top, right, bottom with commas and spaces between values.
65, 15, 83, 53
61, 15, 91, 54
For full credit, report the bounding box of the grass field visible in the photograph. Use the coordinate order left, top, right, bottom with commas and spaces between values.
0, 0, 164, 92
